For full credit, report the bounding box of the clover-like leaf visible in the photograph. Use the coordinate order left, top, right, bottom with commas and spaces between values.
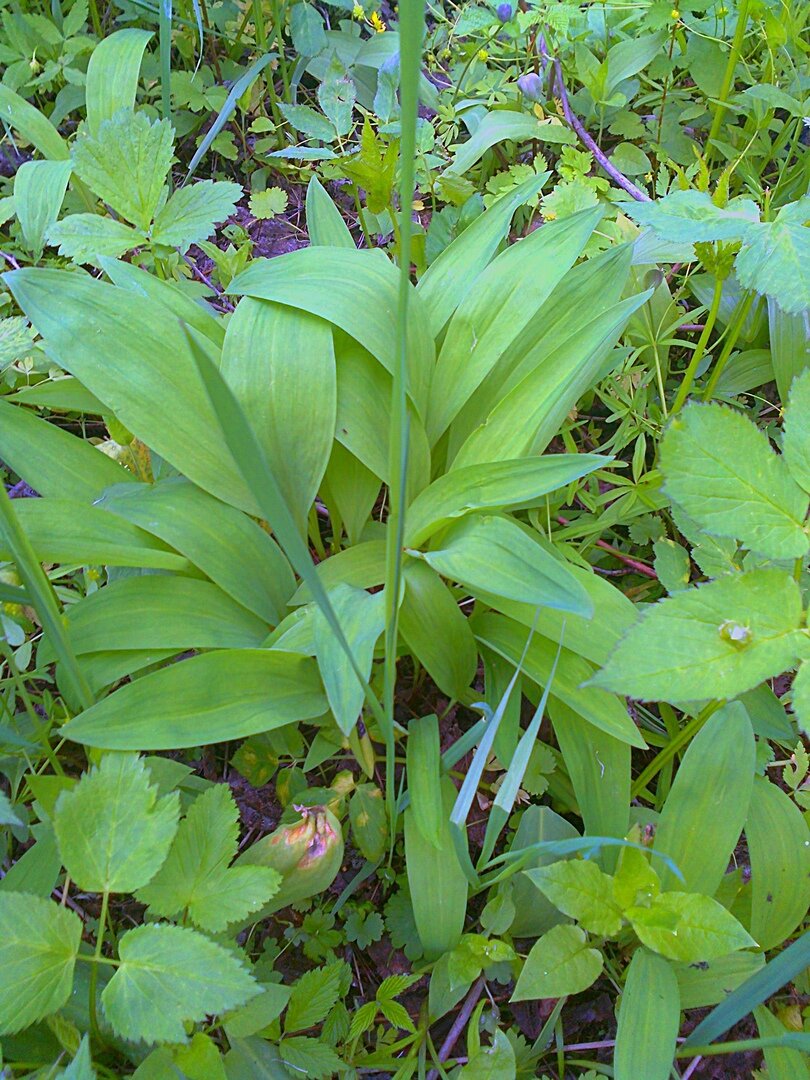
54, 753, 179, 893
136, 783, 280, 932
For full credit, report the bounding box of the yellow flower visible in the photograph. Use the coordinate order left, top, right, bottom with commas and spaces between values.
370, 10, 386, 31
670, 8, 680, 18
352, 3, 364, 17
2, 602, 23, 618
543, 209, 557, 221
477, 48, 489, 62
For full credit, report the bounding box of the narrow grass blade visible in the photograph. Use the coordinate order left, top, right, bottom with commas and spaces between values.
0, 484, 93, 711
681, 929, 810, 1049
159, 0, 173, 124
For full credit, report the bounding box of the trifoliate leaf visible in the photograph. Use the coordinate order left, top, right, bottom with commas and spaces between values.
661, 403, 809, 560
591, 570, 805, 702
284, 961, 344, 1033
627, 891, 756, 962
101, 923, 259, 1044
249, 187, 289, 220
48, 213, 145, 263
0, 315, 36, 368
736, 217, 810, 316
136, 784, 280, 932
511, 924, 603, 1001
526, 859, 624, 936
72, 110, 174, 230
54, 753, 179, 893
0, 892, 82, 1035
151, 179, 241, 250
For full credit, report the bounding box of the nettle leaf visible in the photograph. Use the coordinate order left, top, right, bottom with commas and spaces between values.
736, 215, 810, 316
660, 403, 809, 560
511, 924, 603, 1001
0, 892, 82, 1035
592, 570, 805, 703
48, 214, 146, 263
151, 180, 242, 250
627, 892, 756, 963
136, 784, 280, 932
783, 368, 810, 496
72, 110, 174, 231
54, 753, 180, 893
284, 961, 345, 1033
101, 923, 259, 1044
526, 859, 623, 936
618, 190, 760, 243
279, 1036, 343, 1079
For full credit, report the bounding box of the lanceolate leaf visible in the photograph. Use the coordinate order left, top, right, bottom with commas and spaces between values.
592, 570, 805, 703
405, 714, 443, 848
614, 949, 680, 1080
783, 368, 810, 495
85, 28, 152, 137
60, 650, 327, 750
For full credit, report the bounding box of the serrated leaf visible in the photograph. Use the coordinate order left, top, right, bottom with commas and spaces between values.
285, 962, 343, 1033
279, 103, 336, 142
344, 909, 384, 949
54, 753, 179, 893
0, 892, 82, 1035
102, 923, 259, 1044
737, 218, 810, 316
378, 973, 420, 1001
136, 784, 280, 932
318, 56, 355, 137
511, 923, 603, 1001
0, 316, 36, 368
249, 187, 288, 220
73, 110, 174, 230
627, 892, 756, 962
618, 190, 760, 243
279, 1036, 343, 1079
348, 1000, 379, 1042
151, 180, 242, 249
526, 859, 623, 936
592, 570, 805, 702
0, 790, 22, 826
660, 403, 809, 560
48, 213, 146, 262
377, 998, 416, 1032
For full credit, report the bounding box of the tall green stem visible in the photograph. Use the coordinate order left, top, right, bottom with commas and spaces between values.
88, 889, 110, 1046
702, 289, 755, 400
671, 274, 724, 414
706, 0, 751, 166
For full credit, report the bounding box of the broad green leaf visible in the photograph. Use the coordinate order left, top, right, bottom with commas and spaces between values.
404, 777, 468, 958
613, 846, 661, 911
85, 28, 152, 136
14, 159, 72, 257
614, 949, 679, 1080
474, 611, 646, 747
755, 1004, 810, 1080
349, 783, 388, 862
451, 293, 648, 468
0, 892, 82, 1035
0, 824, 61, 898
290, 3, 327, 56
399, 560, 477, 701
228, 247, 435, 417
508, 806, 579, 938
1, 499, 190, 570
221, 297, 336, 534
73, 111, 173, 231
618, 190, 760, 243
592, 570, 805, 702
627, 892, 756, 962
793, 661, 810, 736
0, 398, 136, 501
40, 577, 269, 661
459, 1029, 516, 1078
61, 650, 326, 749
278, 102, 336, 141
314, 584, 385, 736
53, 753, 179, 893
278, 1037, 343, 1078
5, 269, 257, 515
305, 175, 355, 248
223, 984, 292, 1039
660, 403, 809, 559
151, 180, 242, 250
674, 952, 764, 1009
745, 776, 810, 951
682, 930, 810, 1049
290, 540, 387, 605
321, 441, 380, 546
511, 923, 603, 1001
605, 32, 666, 93
653, 702, 755, 894
426, 208, 601, 443
98, 478, 293, 624
48, 214, 146, 263
99, 257, 225, 348
416, 514, 592, 615
416, 172, 548, 336
62, 1034, 95, 1080
102, 923, 259, 1044
405, 714, 443, 848
404, 454, 609, 548
526, 858, 623, 936
444, 109, 574, 177
783, 367, 810, 495
136, 784, 280, 931
0, 84, 69, 160
768, 299, 810, 404
737, 217, 810, 315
